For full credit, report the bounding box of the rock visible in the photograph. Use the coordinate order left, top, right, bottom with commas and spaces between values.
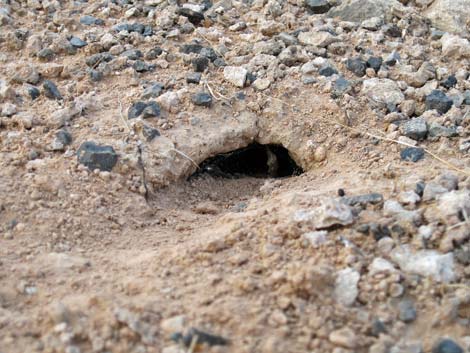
400, 147, 425, 162
298, 31, 340, 47
327, 0, 401, 22
223, 66, 247, 88
425, 90, 453, 114
192, 56, 209, 72
319, 65, 338, 77
141, 124, 160, 142
425, 0, 470, 34
161, 315, 186, 333
346, 58, 366, 77
145, 47, 163, 60
334, 267, 360, 306
331, 76, 351, 98
304, 0, 331, 13
80, 15, 104, 26
42, 80, 62, 100
390, 245, 455, 283
383, 200, 420, 223
142, 83, 164, 99
362, 78, 404, 107
1, 103, 17, 117
56, 129, 72, 146
128, 101, 160, 119
367, 56, 383, 72
400, 100, 416, 117
422, 182, 448, 201
37, 48, 54, 61
437, 190, 470, 222
400, 117, 428, 140
342, 193, 383, 207
157, 91, 180, 111
186, 73, 201, 84
440, 33, 470, 58
370, 223, 391, 241
369, 257, 396, 275
77, 142, 118, 172
89, 69, 103, 82
27, 86, 40, 100
253, 78, 271, 91
398, 191, 421, 205
398, 299, 417, 323
428, 123, 458, 137
115, 308, 156, 344
385, 51, 400, 66
121, 49, 143, 60
0, 80, 15, 101
85, 53, 114, 67
191, 92, 212, 107
362, 16, 383, 31
432, 339, 464, 353
329, 327, 358, 349
441, 75, 457, 89
384, 24, 402, 37
437, 173, 459, 191
177, 8, 205, 26
69, 37, 87, 48
404, 62, 436, 88
294, 198, 354, 229
302, 231, 328, 247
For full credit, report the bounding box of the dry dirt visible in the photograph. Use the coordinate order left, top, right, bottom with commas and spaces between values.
0, 1, 469, 353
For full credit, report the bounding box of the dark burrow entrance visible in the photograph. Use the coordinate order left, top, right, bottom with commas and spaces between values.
189, 143, 303, 179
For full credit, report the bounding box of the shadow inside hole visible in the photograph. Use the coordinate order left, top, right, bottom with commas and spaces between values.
189, 143, 303, 179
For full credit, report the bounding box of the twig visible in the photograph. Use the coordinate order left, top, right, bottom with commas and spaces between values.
204, 80, 231, 103
187, 334, 198, 353
171, 148, 200, 170
117, 96, 131, 134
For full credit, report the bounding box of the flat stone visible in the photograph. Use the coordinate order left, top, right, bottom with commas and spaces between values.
177, 7, 204, 25
77, 142, 118, 172
69, 37, 87, 48
440, 33, 470, 58
186, 73, 201, 84
304, 0, 331, 13
367, 56, 383, 72
342, 193, 383, 207
400, 117, 428, 140
298, 31, 340, 47
400, 147, 425, 162
191, 92, 212, 107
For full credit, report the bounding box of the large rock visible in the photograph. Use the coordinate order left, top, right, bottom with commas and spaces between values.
362, 78, 405, 107
327, 0, 401, 23
390, 245, 455, 283
425, 0, 470, 34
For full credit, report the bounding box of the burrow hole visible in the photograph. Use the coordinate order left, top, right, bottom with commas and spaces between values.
189, 143, 303, 180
